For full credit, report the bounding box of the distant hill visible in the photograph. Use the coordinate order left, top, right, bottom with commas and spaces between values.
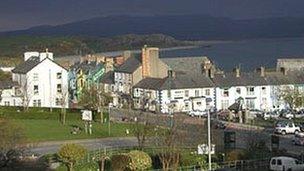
1, 15, 304, 40
0, 34, 192, 66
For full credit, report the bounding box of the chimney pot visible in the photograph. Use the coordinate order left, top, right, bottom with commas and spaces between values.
234, 67, 240, 77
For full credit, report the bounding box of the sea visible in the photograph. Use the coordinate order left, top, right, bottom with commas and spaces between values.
160, 37, 304, 71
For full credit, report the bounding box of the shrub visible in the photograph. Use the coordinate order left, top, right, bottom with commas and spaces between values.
226, 149, 246, 161
58, 144, 87, 171
111, 154, 131, 171
127, 150, 152, 170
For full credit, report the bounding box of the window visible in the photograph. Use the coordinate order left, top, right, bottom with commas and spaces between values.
197, 102, 202, 105
223, 89, 229, 97
4, 101, 10, 106
167, 90, 171, 99
277, 159, 282, 165
246, 99, 255, 109
57, 84, 62, 93
236, 88, 241, 94
56, 98, 61, 106
262, 87, 266, 95
221, 100, 229, 109
34, 85, 39, 95
37, 100, 41, 107
195, 90, 200, 97
271, 159, 276, 165
33, 100, 37, 107
247, 87, 255, 95
33, 73, 39, 81
205, 89, 210, 96
57, 72, 62, 79
185, 90, 189, 97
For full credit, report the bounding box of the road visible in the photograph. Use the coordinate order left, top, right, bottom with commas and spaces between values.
26, 137, 138, 156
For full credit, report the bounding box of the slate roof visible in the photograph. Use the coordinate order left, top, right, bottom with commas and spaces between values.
133, 78, 165, 89
100, 71, 114, 84
265, 71, 304, 85
159, 73, 215, 90
12, 57, 40, 74
116, 56, 141, 73
161, 56, 209, 74
212, 71, 304, 87
0, 81, 18, 89
212, 72, 269, 87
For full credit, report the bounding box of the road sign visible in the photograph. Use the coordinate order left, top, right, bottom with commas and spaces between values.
82, 110, 92, 121
198, 144, 215, 155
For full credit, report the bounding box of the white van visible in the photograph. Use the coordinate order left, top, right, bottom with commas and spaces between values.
270, 156, 304, 171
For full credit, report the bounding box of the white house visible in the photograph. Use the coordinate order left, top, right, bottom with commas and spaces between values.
213, 67, 304, 112
10, 51, 69, 108
133, 71, 215, 113
0, 81, 22, 106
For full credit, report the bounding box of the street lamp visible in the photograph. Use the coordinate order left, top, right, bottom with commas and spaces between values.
108, 103, 113, 136
207, 108, 211, 170
204, 97, 214, 171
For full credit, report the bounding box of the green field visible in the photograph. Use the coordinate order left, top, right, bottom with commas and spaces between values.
14, 119, 132, 142
0, 107, 133, 142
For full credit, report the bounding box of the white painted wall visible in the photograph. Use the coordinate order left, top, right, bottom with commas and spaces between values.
12, 58, 68, 108
0, 87, 22, 106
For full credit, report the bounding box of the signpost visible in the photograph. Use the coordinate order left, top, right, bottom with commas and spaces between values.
108, 103, 113, 136
82, 110, 92, 134
198, 144, 215, 155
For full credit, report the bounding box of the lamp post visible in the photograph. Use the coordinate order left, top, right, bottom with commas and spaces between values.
108, 103, 113, 136
207, 108, 211, 170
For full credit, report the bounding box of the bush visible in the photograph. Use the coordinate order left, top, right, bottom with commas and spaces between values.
226, 149, 246, 161
111, 154, 131, 171
127, 150, 152, 170
58, 144, 87, 171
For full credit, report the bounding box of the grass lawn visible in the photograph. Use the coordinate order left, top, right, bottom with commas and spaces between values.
14, 119, 133, 142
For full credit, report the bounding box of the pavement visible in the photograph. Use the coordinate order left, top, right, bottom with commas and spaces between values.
26, 137, 138, 156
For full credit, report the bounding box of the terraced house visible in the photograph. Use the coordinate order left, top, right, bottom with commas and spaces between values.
68, 61, 105, 105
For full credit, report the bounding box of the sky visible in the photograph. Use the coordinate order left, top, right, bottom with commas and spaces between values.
1, 0, 304, 31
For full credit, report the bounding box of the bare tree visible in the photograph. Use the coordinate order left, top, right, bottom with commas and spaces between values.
78, 84, 112, 123
130, 112, 155, 150
153, 115, 187, 171
59, 85, 69, 125
19, 78, 32, 112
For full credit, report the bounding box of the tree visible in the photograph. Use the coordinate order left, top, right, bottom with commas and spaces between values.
153, 115, 186, 171
19, 78, 32, 112
280, 86, 304, 117
0, 119, 26, 168
78, 84, 112, 123
58, 143, 87, 171
130, 113, 154, 150
59, 85, 69, 125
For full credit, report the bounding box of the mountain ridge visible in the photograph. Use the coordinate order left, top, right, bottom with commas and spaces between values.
2, 15, 304, 40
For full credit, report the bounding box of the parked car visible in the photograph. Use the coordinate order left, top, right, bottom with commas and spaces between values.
294, 132, 304, 146
275, 121, 301, 135
249, 109, 263, 118
298, 123, 304, 132
188, 110, 207, 117
295, 110, 304, 118
282, 113, 294, 119
263, 112, 280, 120
270, 156, 304, 171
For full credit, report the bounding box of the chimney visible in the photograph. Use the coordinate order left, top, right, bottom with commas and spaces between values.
202, 60, 214, 78
260, 66, 265, 77
280, 67, 287, 75
234, 67, 240, 78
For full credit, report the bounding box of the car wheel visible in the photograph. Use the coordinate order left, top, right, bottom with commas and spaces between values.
281, 130, 286, 135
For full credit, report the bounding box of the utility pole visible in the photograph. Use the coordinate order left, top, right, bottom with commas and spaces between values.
207, 109, 212, 170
